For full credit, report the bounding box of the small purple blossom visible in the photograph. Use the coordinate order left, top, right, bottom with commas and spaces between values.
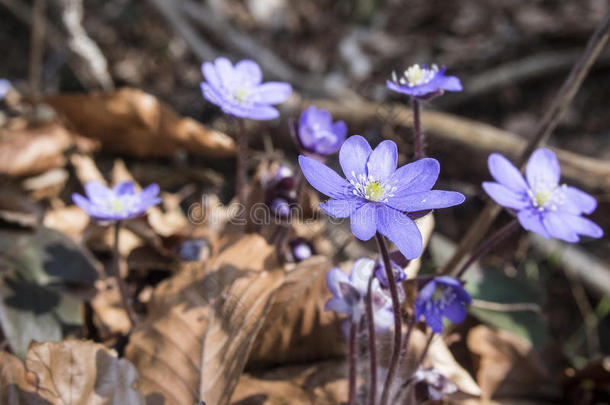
200, 57, 292, 120
483, 149, 603, 243
412, 367, 457, 402
299, 135, 465, 260
0, 79, 10, 100
264, 165, 297, 219
295, 105, 347, 156
72, 181, 161, 221
387, 64, 462, 99
289, 238, 315, 262
415, 276, 471, 333
325, 258, 394, 331
374, 258, 406, 288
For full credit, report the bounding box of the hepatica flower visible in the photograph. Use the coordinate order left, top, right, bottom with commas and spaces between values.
483, 149, 603, 242
73, 181, 161, 221
387, 64, 462, 99
299, 135, 465, 259
200, 57, 292, 120
415, 277, 471, 333
296, 105, 347, 156
326, 258, 394, 331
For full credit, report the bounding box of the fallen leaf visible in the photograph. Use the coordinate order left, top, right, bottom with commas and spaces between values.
46, 88, 236, 159
0, 351, 46, 405
24, 340, 145, 404
126, 233, 286, 405
0, 123, 73, 177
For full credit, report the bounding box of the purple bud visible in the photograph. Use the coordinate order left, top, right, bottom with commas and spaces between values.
289, 238, 314, 262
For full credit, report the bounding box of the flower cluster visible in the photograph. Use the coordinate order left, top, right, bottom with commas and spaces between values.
72, 181, 161, 221
387, 64, 462, 99
483, 149, 603, 242
200, 57, 292, 120
299, 135, 465, 259
295, 105, 347, 156
325, 258, 394, 331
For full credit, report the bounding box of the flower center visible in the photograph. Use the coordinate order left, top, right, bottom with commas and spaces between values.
349, 169, 397, 203
234, 88, 250, 102
528, 182, 567, 211
393, 64, 439, 87
111, 199, 124, 213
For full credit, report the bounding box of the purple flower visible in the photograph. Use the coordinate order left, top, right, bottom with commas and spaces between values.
296, 106, 347, 156
415, 276, 471, 333
72, 181, 161, 221
0, 79, 10, 100
412, 367, 457, 402
299, 135, 465, 259
387, 64, 462, 99
325, 258, 394, 331
374, 258, 406, 287
200, 57, 292, 120
483, 149, 603, 243
289, 238, 315, 262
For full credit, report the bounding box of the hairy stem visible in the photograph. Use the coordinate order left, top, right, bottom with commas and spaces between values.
236, 118, 248, 226
112, 221, 137, 328
365, 274, 377, 405
411, 98, 423, 159
348, 321, 358, 405
376, 233, 402, 405
455, 219, 520, 279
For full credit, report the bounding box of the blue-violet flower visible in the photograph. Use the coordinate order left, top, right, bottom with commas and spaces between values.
414, 276, 471, 333
0, 79, 10, 100
412, 367, 457, 402
72, 181, 161, 221
387, 64, 462, 99
296, 105, 347, 156
299, 135, 465, 259
483, 148, 603, 242
326, 258, 394, 331
200, 57, 292, 120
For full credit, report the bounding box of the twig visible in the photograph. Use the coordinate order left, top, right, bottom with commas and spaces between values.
470, 299, 541, 312
440, 11, 610, 274
28, 0, 46, 98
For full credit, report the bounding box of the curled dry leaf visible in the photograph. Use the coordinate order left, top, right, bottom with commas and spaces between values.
0, 351, 42, 404
45, 88, 236, 159
24, 340, 145, 405
0, 123, 73, 177
231, 360, 348, 405
125, 234, 287, 405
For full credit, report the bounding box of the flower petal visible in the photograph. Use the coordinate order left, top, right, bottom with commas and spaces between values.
376, 205, 422, 260
200, 82, 223, 106
326, 267, 349, 298
415, 280, 437, 316
214, 57, 236, 88
366, 140, 397, 180
234, 59, 262, 85
562, 214, 603, 239
517, 208, 549, 238
424, 309, 444, 333
325, 297, 350, 314
113, 181, 135, 196
388, 190, 464, 212
526, 148, 561, 188
339, 135, 372, 180
299, 155, 350, 199
542, 211, 579, 242
350, 258, 376, 294
350, 203, 377, 241
248, 82, 292, 104
242, 105, 280, 120
443, 300, 467, 323
85, 181, 112, 202
390, 158, 440, 196
488, 153, 528, 193
482, 182, 529, 210
438, 75, 463, 92
373, 308, 395, 331
201, 61, 222, 89
562, 186, 597, 215
72, 193, 92, 214
320, 198, 363, 218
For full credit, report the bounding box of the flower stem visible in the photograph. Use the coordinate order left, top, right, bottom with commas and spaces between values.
348, 321, 358, 405
455, 219, 520, 279
416, 332, 434, 367
236, 118, 248, 226
375, 233, 402, 405
365, 274, 378, 405
411, 98, 424, 159
112, 221, 137, 328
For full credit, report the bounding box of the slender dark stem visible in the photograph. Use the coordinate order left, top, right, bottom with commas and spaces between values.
416, 332, 434, 367
454, 219, 520, 279
348, 321, 358, 405
411, 98, 423, 159
440, 12, 610, 275
365, 274, 377, 405
375, 233, 402, 405
236, 118, 248, 225
389, 317, 416, 405
112, 221, 137, 328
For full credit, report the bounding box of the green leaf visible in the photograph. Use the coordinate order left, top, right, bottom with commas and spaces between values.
464, 267, 547, 350
0, 227, 97, 358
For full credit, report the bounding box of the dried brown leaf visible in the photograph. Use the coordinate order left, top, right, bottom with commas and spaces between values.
126, 233, 286, 405
46, 88, 235, 159
0, 351, 45, 405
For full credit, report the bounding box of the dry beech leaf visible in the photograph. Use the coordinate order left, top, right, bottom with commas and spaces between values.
23, 340, 145, 405
46, 88, 235, 159
0, 351, 43, 405
467, 325, 550, 400
426, 335, 481, 397
0, 123, 73, 177
126, 233, 286, 405
231, 360, 348, 405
